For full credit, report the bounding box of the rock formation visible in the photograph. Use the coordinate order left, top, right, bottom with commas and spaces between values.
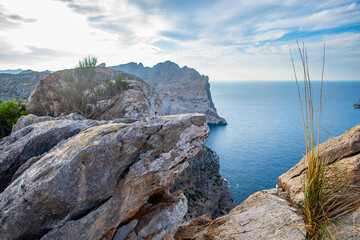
277, 123, 360, 205
0, 113, 209, 240
25, 67, 164, 120
171, 145, 235, 221
190, 189, 305, 239
110, 61, 227, 125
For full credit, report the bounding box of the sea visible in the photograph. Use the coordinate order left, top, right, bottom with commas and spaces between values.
204, 81, 360, 204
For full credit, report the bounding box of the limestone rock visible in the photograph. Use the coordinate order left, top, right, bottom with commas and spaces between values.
111, 61, 227, 125
171, 145, 235, 221
0, 113, 209, 240
192, 189, 305, 240
174, 214, 212, 240
277, 123, 360, 204
327, 208, 360, 239
25, 67, 164, 120
0, 113, 101, 193
99, 79, 163, 120
132, 191, 188, 240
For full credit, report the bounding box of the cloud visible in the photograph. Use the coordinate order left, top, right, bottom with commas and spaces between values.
256, 2, 360, 32
0, 44, 71, 66
0, 0, 359, 80
0, 5, 37, 30
7, 14, 37, 23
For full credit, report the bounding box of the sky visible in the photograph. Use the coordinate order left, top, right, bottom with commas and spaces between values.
0, 0, 359, 81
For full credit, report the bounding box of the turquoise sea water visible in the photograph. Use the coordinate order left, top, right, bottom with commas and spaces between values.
204, 81, 360, 204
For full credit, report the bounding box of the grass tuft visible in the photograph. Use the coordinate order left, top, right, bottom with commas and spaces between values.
290, 42, 360, 239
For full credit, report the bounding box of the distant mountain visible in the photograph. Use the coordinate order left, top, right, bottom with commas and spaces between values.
19, 69, 35, 74
110, 61, 227, 125
0, 71, 49, 102
0, 69, 25, 74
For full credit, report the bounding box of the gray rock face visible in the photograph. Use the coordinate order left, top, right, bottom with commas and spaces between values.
192, 189, 305, 240
0, 113, 101, 193
25, 68, 164, 120
277, 123, 360, 204
171, 145, 235, 221
0, 113, 209, 240
111, 61, 227, 125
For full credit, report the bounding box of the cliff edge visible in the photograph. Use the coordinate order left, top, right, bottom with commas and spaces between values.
110, 61, 227, 125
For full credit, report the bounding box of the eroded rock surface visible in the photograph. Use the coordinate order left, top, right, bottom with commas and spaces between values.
191, 189, 305, 240
277, 123, 360, 204
0, 113, 209, 240
25, 68, 164, 120
171, 145, 235, 221
111, 61, 226, 125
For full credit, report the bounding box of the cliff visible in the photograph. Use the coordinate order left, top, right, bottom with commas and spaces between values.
0, 113, 209, 240
110, 61, 227, 125
171, 145, 235, 221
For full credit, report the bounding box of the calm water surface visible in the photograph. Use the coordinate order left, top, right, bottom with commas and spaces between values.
204, 81, 360, 204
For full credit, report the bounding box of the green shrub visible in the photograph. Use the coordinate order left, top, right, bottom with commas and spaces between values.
61, 56, 99, 118
0, 99, 28, 139
114, 74, 128, 91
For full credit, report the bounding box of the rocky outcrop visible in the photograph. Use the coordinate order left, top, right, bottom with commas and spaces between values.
0, 113, 209, 240
174, 214, 212, 240
277, 123, 360, 239
171, 145, 235, 221
277, 123, 360, 204
25, 67, 164, 120
190, 189, 305, 240
111, 61, 227, 125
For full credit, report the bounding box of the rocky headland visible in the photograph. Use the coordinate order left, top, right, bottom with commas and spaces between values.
111, 61, 227, 125
0, 63, 235, 239
1, 61, 226, 125
1, 62, 358, 239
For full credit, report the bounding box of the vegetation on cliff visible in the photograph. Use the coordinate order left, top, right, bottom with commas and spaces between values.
291, 43, 360, 239
60, 56, 128, 119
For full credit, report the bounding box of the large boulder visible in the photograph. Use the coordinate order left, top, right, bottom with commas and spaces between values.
25, 67, 164, 120
0, 113, 101, 193
277, 124, 360, 204
0, 113, 209, 240
277, 124, 360, 238
111, 61, 227, 125
190, 189, 305, 240
171, 145, 235, 221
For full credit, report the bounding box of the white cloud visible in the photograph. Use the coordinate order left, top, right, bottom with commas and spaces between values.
0, 0, 358, 80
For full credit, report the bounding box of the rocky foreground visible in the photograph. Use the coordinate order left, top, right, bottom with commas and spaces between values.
0, 113, 209, 239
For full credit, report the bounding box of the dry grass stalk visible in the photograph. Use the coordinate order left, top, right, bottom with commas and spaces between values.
290, 42, 360, 239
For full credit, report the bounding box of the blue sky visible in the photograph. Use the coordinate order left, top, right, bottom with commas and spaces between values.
0, 0, 359, 80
